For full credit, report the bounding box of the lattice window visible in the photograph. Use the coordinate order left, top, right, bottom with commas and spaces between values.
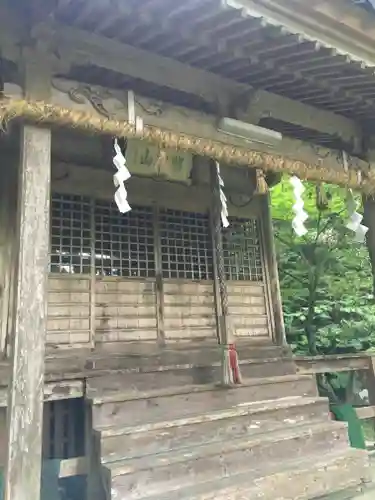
95, 201, 155, 278
223, 218, 264, 281
160, 209, 213, 280
50, 194, 91, 274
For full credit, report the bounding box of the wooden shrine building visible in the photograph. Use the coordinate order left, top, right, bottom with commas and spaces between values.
1, 0, 375, 499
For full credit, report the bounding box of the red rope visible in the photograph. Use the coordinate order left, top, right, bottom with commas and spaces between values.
229, 343, 241, 384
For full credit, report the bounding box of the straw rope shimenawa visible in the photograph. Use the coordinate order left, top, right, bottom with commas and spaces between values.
1, 97, 375, 193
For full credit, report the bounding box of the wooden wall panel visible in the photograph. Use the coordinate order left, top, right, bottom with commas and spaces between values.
163, 281, 216, 341
95, 278, 157, 343
43, 173, 274, 349
47, 275, 91, 348
46, 277, 272, 347
227, 282, 270, 338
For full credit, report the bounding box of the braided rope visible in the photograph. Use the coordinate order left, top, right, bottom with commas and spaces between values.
0, 98, 373, 193
210, 161, 243, 385
211, 161, 229, 341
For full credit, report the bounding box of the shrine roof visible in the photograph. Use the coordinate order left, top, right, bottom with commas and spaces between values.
49, 0, 375, 129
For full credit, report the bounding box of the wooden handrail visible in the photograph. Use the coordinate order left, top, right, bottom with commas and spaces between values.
294, 353, 372, 374
356, 406, 375, 420
294, 353, 375, 434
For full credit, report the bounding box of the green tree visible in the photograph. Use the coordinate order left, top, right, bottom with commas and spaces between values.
271, 177, 375, 357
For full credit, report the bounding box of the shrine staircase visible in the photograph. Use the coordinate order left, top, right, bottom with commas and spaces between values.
84, 342, 371, 500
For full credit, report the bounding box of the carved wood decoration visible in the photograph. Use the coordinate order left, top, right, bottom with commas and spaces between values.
2, 79, 374, 192
51, 79, 193, 183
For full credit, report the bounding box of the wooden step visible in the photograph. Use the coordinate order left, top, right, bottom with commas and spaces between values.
129, 449, 370, 500
86, 342, 291, 372
86, 358, 296, 398
88, 374, 318, 428
105, 421, 350, 499
98, 396, 329, 463
320, 483, 375, 500
320, 451, 375, 499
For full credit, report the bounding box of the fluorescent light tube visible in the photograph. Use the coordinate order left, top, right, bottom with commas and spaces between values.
218, 117, 282, 146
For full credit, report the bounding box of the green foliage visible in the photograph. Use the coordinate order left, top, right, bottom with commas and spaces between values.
272, 177, 375, 356
271, 177, 347, 221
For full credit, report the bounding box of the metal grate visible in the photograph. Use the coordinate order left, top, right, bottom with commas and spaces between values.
50, 194, 91, 274
160, 209, 213, 280
50, 195, 265, 283
95, 200, 155, 278
223, 218, 264, 281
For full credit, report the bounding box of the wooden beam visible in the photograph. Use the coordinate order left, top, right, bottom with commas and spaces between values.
237, 91, 361, 152
2, 78, 370, 190
4, 78, 366, 176
356, 405, 375, 420
294, 354, 371, 374
259, 194, 286, 346
50, 22, 360, 148
0, 380, 84, 407
49, 79, 368, 178
4, 53, 52, 500
58, 456, 88, 478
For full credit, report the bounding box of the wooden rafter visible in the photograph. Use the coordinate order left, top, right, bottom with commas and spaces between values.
53, 23, 362, 148
0, 3, 362, 148
226, 0, 375, 68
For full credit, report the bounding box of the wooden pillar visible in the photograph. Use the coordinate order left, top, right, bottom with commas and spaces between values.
366, 356, 375, 438
153, 205, 166, 347
0, 159, 11, 356
209, 192, 224, 345
0, 153, 18, 359
362, 195, 375, 297
260, 193, 287, 347
4, 54, 51, 500
89, 199, 96, 349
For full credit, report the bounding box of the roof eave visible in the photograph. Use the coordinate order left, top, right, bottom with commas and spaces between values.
224, 0, 375, 70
